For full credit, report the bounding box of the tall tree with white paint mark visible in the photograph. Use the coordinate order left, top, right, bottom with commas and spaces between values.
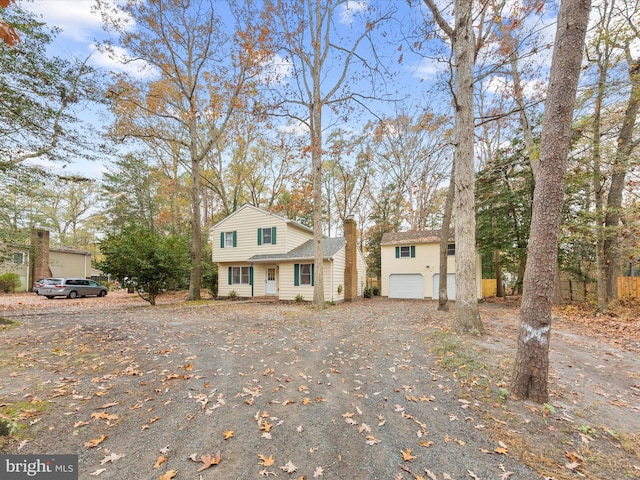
511, 0, 592, 402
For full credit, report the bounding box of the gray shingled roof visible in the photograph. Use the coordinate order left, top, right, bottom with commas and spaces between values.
380, 230, 453, 245
249, 237, 345, 263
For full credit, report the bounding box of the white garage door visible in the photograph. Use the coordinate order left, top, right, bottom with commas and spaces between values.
432, 273, 456, 300
388, 274, 424, 299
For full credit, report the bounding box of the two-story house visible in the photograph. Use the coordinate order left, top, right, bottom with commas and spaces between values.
380, 230, 482, 300
211, 205, 367, 302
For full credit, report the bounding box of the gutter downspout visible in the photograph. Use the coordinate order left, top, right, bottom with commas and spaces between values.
330, 258, 334, 303
26, 249, 30, 293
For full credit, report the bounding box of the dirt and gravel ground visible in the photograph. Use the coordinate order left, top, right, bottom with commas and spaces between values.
0, 291, 638, 480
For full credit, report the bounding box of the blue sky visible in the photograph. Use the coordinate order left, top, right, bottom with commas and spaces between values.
19, 0, 559, 179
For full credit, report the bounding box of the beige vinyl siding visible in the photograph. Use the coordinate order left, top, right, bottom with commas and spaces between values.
357, 249, 367, 297
284, 226, 313, 251
49, 251, 91, 278
278, 262, 309, 301
218, 263, 255, 298
0, 247, 30, 291
212, 206, 312, 263
331, 248, 345, 303
381, 242, 482, 299
381, 243, 455, 298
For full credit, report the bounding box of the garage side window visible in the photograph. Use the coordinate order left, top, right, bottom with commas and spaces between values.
447, 244, 455, 255
395, 246, 416, 258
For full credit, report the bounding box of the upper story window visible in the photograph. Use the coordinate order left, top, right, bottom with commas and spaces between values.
12, 252, 25, 265
395, 246, 416, 258
447, 244, 455, 256
258, 227, 277, 245
221, 231, 237, 248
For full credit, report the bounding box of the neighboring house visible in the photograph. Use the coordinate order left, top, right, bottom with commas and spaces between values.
0, 229, 99, 292
380, 230, 482, 300
211, 205, 367, 302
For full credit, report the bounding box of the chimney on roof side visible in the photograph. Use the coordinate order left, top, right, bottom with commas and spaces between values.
343, 216, 358, 302
31, 228, 51, 282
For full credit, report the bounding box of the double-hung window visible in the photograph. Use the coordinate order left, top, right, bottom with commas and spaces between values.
395, 245, 416, 258
257, 227, 277, 245
229, 266, 251, 285
12, 252, 25, 265
221, 231, 237, 248
294, 263, 314, 286
447, 244, 455, 256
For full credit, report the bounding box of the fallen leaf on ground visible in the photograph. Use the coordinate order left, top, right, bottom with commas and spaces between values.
424, 469, 438, 480
153, 456, 168, 469
259, 421, 272, 432
365, 435, 381, 445
223, 429, 234, 439
401, 448, 416, 461
89, 469, 106, 476
159, 470, 177, 480
280, 460, 297, 473
313, 465, 324, 477
100, 453, 122, 464
258, 454, 274, 466
84, 435, 107, 448
197, 452, 222, 471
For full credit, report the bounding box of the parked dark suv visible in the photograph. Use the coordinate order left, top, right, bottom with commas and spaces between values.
38, 278, 108, 299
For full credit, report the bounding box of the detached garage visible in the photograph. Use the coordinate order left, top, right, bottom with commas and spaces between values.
380, 230, 482, 300
388, 274, 424, 299
432, 273, 456, 300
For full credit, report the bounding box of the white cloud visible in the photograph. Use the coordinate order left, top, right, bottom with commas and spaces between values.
412, 57, 445, 81
339, 1, 369, 24
260, 53, 293, 85
277, 120, 308, 137
482, 74, 546, 99
26, 0, 105, 42
89, 43, 158, 80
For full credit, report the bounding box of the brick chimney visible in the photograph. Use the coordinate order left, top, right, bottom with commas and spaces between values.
343, 216, 358, 301
31, 228, 51, 282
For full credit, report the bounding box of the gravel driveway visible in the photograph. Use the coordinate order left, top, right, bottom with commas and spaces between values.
0, 293, 638, 480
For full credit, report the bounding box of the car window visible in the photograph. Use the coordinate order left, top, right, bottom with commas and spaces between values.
88, 280, 99, 287
44, 278, 61, 284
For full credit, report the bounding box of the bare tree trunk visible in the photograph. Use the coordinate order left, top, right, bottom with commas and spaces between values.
510, 54, 538, 180
438, 163, 455, 311
451, 0, 483, 335
311, 0, 325, 310
593, 56, 608, 311
188, 155, 202, 301
495, 250, 503, 298
511, 0, 592, 403
604, 60, 640, 304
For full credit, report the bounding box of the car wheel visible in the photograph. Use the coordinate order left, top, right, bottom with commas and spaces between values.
68, 291, 78, 299
98, 290, 107, 297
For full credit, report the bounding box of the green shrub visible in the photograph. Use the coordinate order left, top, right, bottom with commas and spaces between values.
363, 287, 373, 298
295, 294, 304, 303
0, 273, 21, 293
229, 290, 237, 299
372, 286, 380, 296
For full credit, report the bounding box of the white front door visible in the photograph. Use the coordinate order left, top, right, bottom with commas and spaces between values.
265, 267, 277, 295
